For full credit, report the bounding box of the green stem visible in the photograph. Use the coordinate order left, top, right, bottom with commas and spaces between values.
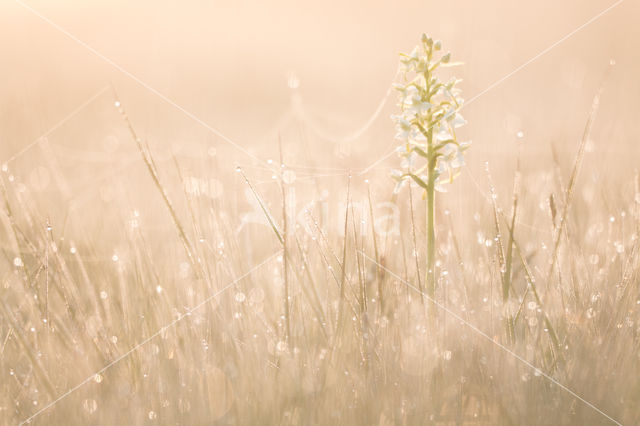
423, 63, 436, 302
426, 128, 436, 300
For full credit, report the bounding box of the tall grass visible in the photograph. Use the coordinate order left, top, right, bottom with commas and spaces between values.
1, 88, 639, 426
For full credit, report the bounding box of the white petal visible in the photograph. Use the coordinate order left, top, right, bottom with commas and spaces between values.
451, 113, 467, 128
435, 129, 453, 142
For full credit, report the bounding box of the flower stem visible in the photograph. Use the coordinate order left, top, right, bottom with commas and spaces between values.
426, 129, 436, 302
424, 65, 437, 303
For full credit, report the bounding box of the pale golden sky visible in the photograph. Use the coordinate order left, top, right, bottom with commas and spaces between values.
1, 0, 638, 168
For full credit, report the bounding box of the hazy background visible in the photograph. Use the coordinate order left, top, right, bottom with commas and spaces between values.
2, 0, 638, 160
0, 0, 639, 241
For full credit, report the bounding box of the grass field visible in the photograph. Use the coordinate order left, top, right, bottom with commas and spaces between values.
2, 1, 640, 425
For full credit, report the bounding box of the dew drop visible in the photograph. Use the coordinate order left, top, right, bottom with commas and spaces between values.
83, 398, 98, 414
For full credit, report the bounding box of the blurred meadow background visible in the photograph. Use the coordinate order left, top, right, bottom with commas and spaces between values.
1, 0, 640, 424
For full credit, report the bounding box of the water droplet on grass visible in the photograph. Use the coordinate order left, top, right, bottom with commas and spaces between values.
83, 399, 98, 414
